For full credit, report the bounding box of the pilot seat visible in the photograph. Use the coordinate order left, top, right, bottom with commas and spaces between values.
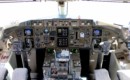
94, 69, 111, 80
0, 66, 8, 80
12, 68, 28, 80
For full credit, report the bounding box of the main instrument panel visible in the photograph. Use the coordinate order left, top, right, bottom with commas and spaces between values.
5, 19, 118, 49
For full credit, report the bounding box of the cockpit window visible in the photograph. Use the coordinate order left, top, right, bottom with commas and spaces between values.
0, 1, 130, 27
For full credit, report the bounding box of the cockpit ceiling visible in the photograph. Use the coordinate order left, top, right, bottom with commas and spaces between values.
0, 0, 130, 3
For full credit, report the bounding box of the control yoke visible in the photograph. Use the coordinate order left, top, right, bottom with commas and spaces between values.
99, 41, 111, 55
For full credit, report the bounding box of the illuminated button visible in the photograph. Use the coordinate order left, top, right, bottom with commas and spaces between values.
33, 23, 37, 26
44, 28, 49, 33
39, 23, 42, 26
81, 22, 85, 26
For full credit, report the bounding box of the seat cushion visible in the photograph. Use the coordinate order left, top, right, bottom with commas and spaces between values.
0, 67, 8, 80
12, 68, 28, 80
117, 70, 130, 80
94, 69, 111, 80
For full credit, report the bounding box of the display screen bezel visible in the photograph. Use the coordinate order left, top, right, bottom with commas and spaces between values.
57, 27, 69, 37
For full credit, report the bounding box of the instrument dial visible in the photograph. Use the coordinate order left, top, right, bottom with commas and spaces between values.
44, 28, 49, 34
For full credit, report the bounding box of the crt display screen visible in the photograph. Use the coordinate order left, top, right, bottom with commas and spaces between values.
57, 27, 68, 37
127, 42, 130, 50
24, 29, 33, 36
93, 29, 102, 36
56, 51, 69, 58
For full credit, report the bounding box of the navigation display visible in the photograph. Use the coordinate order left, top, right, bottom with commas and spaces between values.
24, 29, 33, 36
127, 42, 130, 50
93, 29, 102, 36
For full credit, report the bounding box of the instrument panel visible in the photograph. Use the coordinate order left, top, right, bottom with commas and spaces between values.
5, 19, 118, 49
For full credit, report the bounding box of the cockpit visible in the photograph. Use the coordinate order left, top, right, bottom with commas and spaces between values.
0, 0, 130, 80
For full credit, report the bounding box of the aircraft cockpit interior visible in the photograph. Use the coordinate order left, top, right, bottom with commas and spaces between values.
0, 0, 130, 80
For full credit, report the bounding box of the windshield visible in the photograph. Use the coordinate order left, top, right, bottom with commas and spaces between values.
0, 1, 130, 27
